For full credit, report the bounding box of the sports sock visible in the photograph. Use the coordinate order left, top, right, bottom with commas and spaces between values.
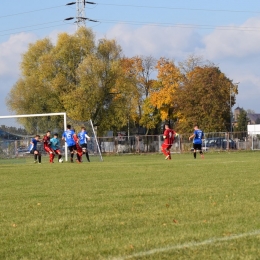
34, 154, 37, 160
194, 152, 196, 159
86, 152, 90, 162
38, 154, 41, 163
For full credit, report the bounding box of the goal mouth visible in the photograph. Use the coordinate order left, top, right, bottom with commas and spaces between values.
0, 113, 103, 162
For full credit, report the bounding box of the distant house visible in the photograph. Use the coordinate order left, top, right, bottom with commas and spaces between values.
233, 107, 260, 125
247, 113, 260, 124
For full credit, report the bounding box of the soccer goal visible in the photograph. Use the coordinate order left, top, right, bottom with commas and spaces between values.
0, 113, 103, 162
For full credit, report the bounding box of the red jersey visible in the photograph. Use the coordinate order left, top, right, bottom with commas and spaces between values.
163, 128, 175, 145
73, 134, 83, 155
43, 135, 51, 148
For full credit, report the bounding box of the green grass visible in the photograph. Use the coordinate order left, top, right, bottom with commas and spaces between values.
1, 152, 260, 259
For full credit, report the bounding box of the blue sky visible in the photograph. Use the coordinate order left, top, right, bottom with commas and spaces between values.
1, 0, 260, 125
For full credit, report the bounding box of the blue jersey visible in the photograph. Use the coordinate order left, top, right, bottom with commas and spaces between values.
62, 129, 76, 146
29, 138, 38, 152
50, 137, 60, 150
193, 129, 204, 144
78, 131, 89, 145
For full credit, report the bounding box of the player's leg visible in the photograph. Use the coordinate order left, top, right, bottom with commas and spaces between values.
193, 144, 197, 159
55, 149, 62, 161
32, 150, 37, 163
75, 145, 82, 163
198, 144, 204, 159
85, 149, 90, 162
38, 152, 42, 163
82, 144, 90, 162
167, 145, 172, 160
161, 143, 170, 159
68, 146, 74, 162
77, 151, 83, 163
44, 147, 54, 163
161, 143, 168, 156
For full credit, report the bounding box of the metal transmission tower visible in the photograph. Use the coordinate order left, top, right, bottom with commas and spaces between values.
65, 1, 97, 29
76, 0, 87, 28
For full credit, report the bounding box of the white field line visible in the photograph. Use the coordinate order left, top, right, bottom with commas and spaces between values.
110, 229, 260, 260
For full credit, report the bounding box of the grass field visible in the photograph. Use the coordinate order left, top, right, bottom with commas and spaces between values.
1, 152, 260, 260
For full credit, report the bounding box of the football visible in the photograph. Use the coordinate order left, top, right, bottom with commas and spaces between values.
59, 158, 63, 163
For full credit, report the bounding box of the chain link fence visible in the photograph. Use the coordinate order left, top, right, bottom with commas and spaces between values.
1, 131, 260, 159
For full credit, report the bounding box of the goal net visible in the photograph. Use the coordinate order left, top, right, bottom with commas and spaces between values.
0, 113, 102, 163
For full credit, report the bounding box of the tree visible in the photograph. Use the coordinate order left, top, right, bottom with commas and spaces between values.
234, 108, 248, 132
149, 58, 181, 122
246, 109, 255, 114
121, 56, 158, 134
6, 28, 135, 135
62, 38, 138, 134
175, 65, 237, 133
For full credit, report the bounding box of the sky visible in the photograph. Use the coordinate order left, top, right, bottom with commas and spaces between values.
1, 0, 260, 127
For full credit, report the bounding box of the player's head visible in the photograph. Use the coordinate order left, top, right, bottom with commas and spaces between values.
164, 124, 169, 129
81, 127, 86, 131
194, 124, 199, 130
54, 133, 58, 138
35, 135, 40, 140
46, 130, 51, 136
67, 124, 71, 130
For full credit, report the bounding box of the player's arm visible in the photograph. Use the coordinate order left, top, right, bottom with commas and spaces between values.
73, 133, 79, 143
189, 133, 195, 141
173, 131, 179, 137
163, 130, 167, 139
85, 133, 91, 140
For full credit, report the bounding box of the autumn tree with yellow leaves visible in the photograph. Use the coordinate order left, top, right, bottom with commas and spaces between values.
7, 28, 137, 134
6, 26, 237, 135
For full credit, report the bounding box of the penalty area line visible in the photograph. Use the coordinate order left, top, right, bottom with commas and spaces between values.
110, 229, 260, 260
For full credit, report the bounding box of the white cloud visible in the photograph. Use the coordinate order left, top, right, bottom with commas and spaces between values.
199, 17, 260, 60
0, 33, 37, 79
105, 21, 260, 112
106, 24, 202, 59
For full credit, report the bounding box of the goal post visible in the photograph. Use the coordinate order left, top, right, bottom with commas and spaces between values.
0, 113, 103, 162
0, 112, 68, 161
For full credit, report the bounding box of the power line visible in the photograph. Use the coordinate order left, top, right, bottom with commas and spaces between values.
0, 22, 74, 38
96, 19, 260, 32
0, 2, 259, 21
0, 5, 65, 19
2, 18, 260, 38
0, 20, 63, 33
96, 3, 260, 14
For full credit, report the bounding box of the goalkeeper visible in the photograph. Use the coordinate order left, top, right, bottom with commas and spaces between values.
50, 133, 63, 162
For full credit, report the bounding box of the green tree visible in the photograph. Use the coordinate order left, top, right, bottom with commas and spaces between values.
175, 65, 237, 133
6, 28, 137, 135
234, 108, 248, 132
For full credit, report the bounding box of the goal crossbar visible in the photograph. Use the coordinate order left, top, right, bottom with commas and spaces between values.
0, 112, 68, 161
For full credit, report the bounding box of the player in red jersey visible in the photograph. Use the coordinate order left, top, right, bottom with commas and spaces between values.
72, 132, 83, 163
43, 130, 55, 163
161, 124, 177, 160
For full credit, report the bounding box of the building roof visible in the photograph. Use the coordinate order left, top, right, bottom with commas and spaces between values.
248, 113, 260, 123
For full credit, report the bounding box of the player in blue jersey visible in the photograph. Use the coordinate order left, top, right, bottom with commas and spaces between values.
189, 124, 205, 159
78, 127, 91, 162
62, 124, 80, 163
50, 133, 62, 162
29, 135, 42, 163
